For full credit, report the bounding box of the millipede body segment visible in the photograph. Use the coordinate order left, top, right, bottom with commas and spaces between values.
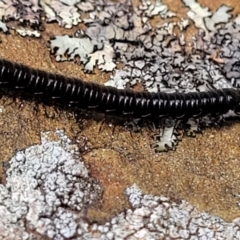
0, 58, 240, 119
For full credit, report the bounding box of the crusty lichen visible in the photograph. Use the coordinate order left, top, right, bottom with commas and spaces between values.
47, 0, 240, 151
94, 184, 240, 239
0, 130, 102, 240
2, 154, 240, 240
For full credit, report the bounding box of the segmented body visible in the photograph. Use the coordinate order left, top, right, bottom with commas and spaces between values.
0, 58, 239, 119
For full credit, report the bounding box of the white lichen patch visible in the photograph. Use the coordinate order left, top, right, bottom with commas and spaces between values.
139, 0, 176, 19
0, 0, 240, 152
90, 184, 240, 239
50, 33, 116, 72
205, 5, 232, 32
41, 0, 81, 28
0, 0, 91, 35
151, 119, 179, 152
0, 0, 91, 37
0, 130, 102, 240
0, 0, 41, 25
183, 0, 233, 33
0, 20, 8, 32
1, 1, 240, 238
3, 152, 240, 240
16, 28, 40, 37
50, 35, 95, 65
0, 0, 82, 28
86, 42, 116, 72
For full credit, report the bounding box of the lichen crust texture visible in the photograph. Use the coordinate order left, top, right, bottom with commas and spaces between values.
2, 132, 240, 239
1, 0, 240, 239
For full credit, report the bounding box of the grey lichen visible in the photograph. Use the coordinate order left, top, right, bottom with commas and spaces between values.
50, 34, 116, 72
0, 130, 102, 240
183, 0, 232, 32
1, 0, 240, 239
93, 184, 240, 239
139, 0, 176, 19
0, 20, 8, 32
41, 0, 81, 29
0, 0, 83, 28
3, 162, 240, 240
15, 28, 40, 37
0, 0, 42, 25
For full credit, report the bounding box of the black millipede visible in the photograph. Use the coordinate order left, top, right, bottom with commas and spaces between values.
0, 58, 240, 119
